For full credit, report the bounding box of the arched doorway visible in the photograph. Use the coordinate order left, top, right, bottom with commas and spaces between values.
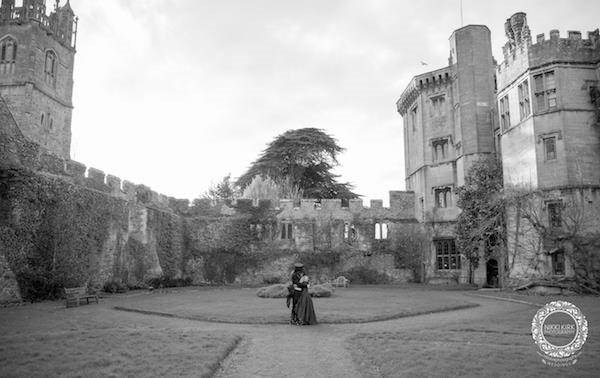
486, 258, 499, 287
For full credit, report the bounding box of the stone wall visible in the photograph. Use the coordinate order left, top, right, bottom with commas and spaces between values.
1, 94, 419, 302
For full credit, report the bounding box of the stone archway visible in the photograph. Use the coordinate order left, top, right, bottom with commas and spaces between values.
486, 258, 499, 287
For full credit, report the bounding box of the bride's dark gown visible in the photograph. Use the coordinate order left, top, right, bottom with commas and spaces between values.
296, 284, 317, 325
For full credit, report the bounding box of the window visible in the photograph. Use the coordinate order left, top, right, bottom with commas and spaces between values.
499, 95, 510, 129
411, 106, 418, 132
534, 71, 557, 112
434, 187, 452, 208
544, 136, 556, 161
374, 223, 388, 240
280, 222, 293, 240
0, 36, 17, 75
344, 223, 357, 242
430, 96, 445, 117
435, 239, 460, 270
518, 80, 531, 120
547, 201, 562, 228
432, 139, 448, 162
44, 50, 57, 86
551, 250, 565, 275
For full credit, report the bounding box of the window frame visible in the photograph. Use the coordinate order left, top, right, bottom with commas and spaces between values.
435, 238, 461, 270
44, 50, 57, 87
546, 201, 562, 228
518, 79, 531, 120
499, 94, 510, 130
534, 71, 557, 113
280, 222, 293, 240
434, 187, 452, 208
374, 222, 388, 240
551, 250, 565, 276
432, 138, 449, 162
543, 136, 557, 161
0, 36, 17, 75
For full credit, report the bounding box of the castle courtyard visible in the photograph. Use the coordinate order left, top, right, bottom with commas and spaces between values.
1, 1, 600, 376
0, 287, 598, 377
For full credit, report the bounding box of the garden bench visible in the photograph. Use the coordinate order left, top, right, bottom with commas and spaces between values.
65, 286, 99, 308
331, 276, 350, 288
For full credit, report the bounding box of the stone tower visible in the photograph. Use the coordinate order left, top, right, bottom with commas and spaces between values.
0, 0, 77, 158
396, 25, 497, 285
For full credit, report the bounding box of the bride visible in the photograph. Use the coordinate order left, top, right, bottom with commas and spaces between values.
296, 274, 318, 325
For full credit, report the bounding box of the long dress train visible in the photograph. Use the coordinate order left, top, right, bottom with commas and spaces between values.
296, 287, 317, 325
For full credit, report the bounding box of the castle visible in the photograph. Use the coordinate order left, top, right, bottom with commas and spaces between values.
0, 3, 599, 302
398, 13, 600, 288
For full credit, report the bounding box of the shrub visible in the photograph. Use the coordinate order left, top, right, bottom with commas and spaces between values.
256, 284, 288, 298
309, 283, 334, 297
102, 280, 128, 294
262, 275, 283, 284
147, 276, 193, 289
340, 266, 389, 284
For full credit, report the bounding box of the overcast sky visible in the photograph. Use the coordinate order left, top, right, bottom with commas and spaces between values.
66, 0, 599, 203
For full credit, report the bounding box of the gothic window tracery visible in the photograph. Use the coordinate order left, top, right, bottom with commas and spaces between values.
0, 36, 17, 75
44, 50, 57, 86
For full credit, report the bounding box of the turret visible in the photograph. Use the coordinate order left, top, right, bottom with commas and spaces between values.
54, 0, 77, 48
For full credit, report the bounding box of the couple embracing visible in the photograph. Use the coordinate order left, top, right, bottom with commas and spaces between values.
287, 263, 318, 325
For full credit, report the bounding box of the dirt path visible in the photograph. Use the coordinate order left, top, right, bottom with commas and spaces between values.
213, 293, 534, 378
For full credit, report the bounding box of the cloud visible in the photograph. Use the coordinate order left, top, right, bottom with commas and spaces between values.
68, 0, 600, 201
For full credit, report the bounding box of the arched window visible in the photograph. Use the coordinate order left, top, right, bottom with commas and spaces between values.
44, 50, 57, 86
0, 36, 17, 75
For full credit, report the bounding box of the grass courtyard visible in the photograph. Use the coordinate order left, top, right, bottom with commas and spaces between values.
0, 285, 598, 377
113, 285, 478, 324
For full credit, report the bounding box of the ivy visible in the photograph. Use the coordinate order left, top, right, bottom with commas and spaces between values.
0, 167, 127, 301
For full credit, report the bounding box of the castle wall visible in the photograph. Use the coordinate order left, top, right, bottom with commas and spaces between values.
1, 93, 420, 301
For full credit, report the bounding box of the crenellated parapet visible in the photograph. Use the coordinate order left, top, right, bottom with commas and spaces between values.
396, 66, 454, 115
277, 191, 416, 221
497, 12, 600, 85
0, 0, 78, 50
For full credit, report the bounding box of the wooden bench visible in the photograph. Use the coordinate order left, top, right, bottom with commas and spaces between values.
65, 286, 99, 308
331, 276, 350, 288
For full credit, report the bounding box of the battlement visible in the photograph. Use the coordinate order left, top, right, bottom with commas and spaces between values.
27, 151, 416, 219
497, 13, 600, 74
0, 0, 77, 50
277, 191, 415, 220
397, 66, 454, 114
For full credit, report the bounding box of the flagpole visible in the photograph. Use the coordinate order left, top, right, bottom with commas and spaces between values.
460, 0, 464, 27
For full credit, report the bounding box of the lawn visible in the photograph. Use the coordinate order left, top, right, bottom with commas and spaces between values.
348, 295, 600, 378
113, 285, 479, 324
0, 300, 241, 378
0, 328, 240, 378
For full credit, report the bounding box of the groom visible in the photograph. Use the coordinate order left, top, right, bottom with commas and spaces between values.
290, 262, 305, 325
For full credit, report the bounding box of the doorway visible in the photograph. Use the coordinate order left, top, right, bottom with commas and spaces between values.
486, 258, 499, 287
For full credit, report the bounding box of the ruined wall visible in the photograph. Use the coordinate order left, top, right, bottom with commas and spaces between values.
505, 187, 600, 286
1, 96, 419, 301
